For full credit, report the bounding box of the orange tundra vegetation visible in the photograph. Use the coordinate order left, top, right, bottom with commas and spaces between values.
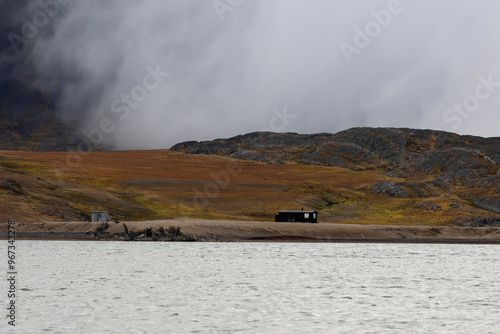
0, 150, 496, 225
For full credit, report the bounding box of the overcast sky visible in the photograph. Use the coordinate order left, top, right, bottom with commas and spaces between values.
4, 0, 500, 148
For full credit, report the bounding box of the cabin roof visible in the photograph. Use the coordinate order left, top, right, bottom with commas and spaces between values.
277, 210, 318, 213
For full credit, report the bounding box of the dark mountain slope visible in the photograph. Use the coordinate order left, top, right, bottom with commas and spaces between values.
0, 79, 88, 151
0, 0, 89, 151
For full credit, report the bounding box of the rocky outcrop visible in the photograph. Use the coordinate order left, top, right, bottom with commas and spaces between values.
372, 181, 438, 198
453, 217, 500, 227
172, 128, 500, 171
372, 181, 408, 198
471, 197, 500, 214
416, 202, 442, 211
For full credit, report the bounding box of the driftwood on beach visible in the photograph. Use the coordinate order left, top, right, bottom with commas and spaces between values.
1, 219, 500, 243
88, 223, 199, 242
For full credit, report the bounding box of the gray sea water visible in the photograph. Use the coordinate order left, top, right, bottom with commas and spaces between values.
1, 241, 499, 333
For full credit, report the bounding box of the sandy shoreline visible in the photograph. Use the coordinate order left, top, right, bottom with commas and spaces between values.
2, 219, 500, 243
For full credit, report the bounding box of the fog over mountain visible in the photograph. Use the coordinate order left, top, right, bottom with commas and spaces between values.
1, 0, 500, 149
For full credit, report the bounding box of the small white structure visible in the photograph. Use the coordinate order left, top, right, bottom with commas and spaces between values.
91, 211, 110, 223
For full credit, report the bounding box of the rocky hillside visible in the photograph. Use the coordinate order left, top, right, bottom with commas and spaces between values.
0, 0, 88, 151
172, 128, 500, 222
0, 79, 89, 151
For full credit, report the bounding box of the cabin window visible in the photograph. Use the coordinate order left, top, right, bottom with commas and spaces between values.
313, 213, 316, 219
304, 213, 309, 218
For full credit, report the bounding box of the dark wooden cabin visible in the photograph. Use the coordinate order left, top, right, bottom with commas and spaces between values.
275, 209, 318, 223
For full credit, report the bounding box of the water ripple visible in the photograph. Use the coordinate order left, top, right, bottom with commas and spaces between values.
1, 242, 498, 333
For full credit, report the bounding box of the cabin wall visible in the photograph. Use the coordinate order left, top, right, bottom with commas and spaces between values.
91, 212, 109, 222
275, 212, 317, 223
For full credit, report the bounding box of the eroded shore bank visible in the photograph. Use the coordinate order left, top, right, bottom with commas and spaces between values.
1, 219, 500, 243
